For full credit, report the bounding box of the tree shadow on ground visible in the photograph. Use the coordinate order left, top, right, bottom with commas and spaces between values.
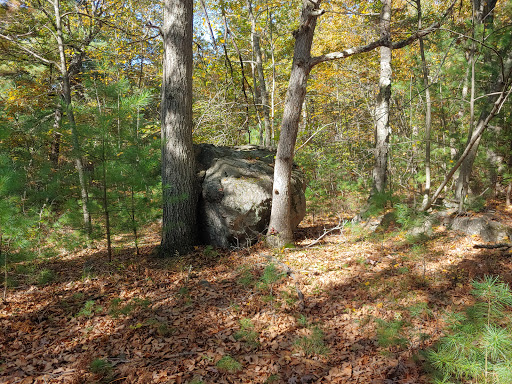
2, 221, 512, 383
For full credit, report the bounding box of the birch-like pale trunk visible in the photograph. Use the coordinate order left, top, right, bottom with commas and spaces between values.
160, 0, 197, 255
423, 50, 512, 211
371, 0, 392, 197
267, 0, 456, 247
417, 0, 432, 210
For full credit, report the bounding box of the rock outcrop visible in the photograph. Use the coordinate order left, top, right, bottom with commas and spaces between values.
195, 144, 306, 247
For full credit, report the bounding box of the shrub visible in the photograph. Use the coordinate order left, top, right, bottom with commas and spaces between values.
216, 355, 242, 372
89, 358, 113, 378
294, 326, 329, 356
426, 276, 512, 383
234, 318, 259, 348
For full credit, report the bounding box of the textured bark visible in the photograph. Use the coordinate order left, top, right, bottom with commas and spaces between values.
160, 0, 197, 256
266, 0, 455, 246
266, 0, 320, 248
371, 0, 392, 197
53, 0, 92, 236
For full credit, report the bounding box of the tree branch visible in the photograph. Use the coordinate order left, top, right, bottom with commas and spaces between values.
309, 37, 386, 66
0, 33, 55, 66
309, 0, 457, 67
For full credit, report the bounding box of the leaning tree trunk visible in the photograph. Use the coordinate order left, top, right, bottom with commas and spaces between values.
423, 49, 512, 211
454, 0, 497, 206
266, 0, 320, 248
160, 0, 197, 256
371, 0, 392, 197
52, 0, 92, 236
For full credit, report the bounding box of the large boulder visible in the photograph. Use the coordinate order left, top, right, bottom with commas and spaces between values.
450, 214, 512, 243
195, 144, 306, 247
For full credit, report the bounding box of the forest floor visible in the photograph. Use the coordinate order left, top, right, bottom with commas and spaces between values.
2, 202, 512, 384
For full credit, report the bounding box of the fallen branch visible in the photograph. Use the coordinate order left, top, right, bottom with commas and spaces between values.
474, 243, 512, 250
305, 219, 347, 248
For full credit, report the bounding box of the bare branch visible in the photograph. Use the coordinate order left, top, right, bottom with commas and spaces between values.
310, 0, 457, 68
0, 33, 55, 65
304, 219, 347, 248
309, 37, 386, 66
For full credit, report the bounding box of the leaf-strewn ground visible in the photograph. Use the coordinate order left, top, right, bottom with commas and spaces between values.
2, 204, 512, 383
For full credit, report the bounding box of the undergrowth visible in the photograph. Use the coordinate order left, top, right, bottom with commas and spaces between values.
426, 276, 512, 383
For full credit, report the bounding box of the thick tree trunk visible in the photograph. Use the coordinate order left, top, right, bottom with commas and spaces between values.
53, 0, 92, 236
160, 0, 197, 256
266, 0, 320, 248
371, 0, 392, 197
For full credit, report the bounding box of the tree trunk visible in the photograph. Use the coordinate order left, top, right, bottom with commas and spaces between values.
423, 49, 512, 211
52, 0, 92, 236
160, 0, 197, 256
455, 0, 497, 207
50, 105, 62, 168
247, 0, 271, 148
371, 0, 392, 197
417, 0, 432, 210
266, 0, 320, 248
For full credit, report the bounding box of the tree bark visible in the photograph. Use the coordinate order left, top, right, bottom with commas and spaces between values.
266, 0, 320, 248
371, 0, 392, 197
50, 105, 62, 168
160, 0, 197, 256
266, 0, 456, 246
417, 0, 432, 210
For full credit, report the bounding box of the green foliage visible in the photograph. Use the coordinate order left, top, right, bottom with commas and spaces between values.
375, 318, 409, 349
203, 245, 219, 258
108, 296, 150, 318
408, 302, 433, 320
365, 191, 396, 218
394, 203, 428, 230
77, 300, 103, 318
216, 355, 242, 372
237, 266, 255, 287
297, 314, 309, 327
234, 318, 260, 348
89, 358, 113, 378
427, 276, 512, 383
37, 268, 56, 286
294, 326, 329, 356
258, 263, 285, 290
264, 374, 281, 383
295, 326, 329, 355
